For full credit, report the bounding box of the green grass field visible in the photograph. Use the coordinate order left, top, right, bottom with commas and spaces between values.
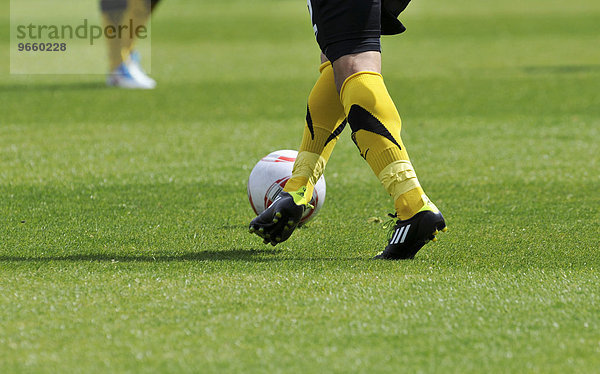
1, 0, 599, 372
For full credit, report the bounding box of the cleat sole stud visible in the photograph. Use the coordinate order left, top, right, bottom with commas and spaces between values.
442, 227, 448, 232
249, 227, 255, 233
265, 234, 270, 239
432, 237, 438, 242
258, 227, 264, 233
272, 218, 279, 223
275, 237, 281, 242
287, 220, 294, 225
275, 212, 282, 218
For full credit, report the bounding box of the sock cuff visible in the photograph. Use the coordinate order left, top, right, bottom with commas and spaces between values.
308, 64, 346, 133
319, 61, 332, 73
339, 71, 383, 102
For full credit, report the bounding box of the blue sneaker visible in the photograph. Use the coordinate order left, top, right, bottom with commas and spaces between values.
130, 50, 141, 65
106, 54, 156, 89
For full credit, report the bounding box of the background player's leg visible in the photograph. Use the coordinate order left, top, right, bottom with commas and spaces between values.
283, 54, 346, 204
121, 0, 152, 59
334, 51, 430, 220
150, 0, 162, 11
100, 0, 128, 72
101, 0, 156, 89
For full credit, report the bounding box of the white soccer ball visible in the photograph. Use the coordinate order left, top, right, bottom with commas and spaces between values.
247, 149, 326, 225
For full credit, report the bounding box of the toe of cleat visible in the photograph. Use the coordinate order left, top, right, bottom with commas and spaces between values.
248, 192, 304, 246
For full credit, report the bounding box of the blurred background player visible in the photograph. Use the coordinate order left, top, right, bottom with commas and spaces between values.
250, 0, 447, 259
100, 0, 161, 89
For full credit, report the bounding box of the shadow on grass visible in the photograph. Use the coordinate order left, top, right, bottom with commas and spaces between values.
0, 81, 107, 92
0, 249, 364, 263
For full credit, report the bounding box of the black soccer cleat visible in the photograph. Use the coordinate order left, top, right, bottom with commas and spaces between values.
374, 203, 447, 260
249, 188, 308, 246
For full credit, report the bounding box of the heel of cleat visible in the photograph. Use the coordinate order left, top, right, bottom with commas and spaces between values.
375, 208, 447, 260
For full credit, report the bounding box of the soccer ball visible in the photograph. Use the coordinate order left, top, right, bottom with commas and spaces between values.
247, 150, 326, 225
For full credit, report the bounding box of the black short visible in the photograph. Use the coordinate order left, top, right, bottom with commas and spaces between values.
100, 0, 160, 12
308, 0, 412, 62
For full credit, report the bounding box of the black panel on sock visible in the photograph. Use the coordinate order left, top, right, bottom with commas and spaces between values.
347, 104, 401, 149
305, 105, 315, 140
324, 119, 348, 147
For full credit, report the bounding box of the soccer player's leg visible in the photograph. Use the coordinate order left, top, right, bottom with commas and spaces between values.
101, 0, 156, 89
121, 0, 152, 60
336, 58, 447, 259
249, 56, 346, 246
100, 0, 127, 73
150, 0, 162, 11
310, 0, 446, 258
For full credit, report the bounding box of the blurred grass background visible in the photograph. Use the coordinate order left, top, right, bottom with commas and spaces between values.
0, 0, 599, 372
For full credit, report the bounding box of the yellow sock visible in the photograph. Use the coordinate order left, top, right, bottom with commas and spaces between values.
121, 0, 152, 58
340, 71, 430, 220
284, 62, 346, 202
101, 2, 127, 71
